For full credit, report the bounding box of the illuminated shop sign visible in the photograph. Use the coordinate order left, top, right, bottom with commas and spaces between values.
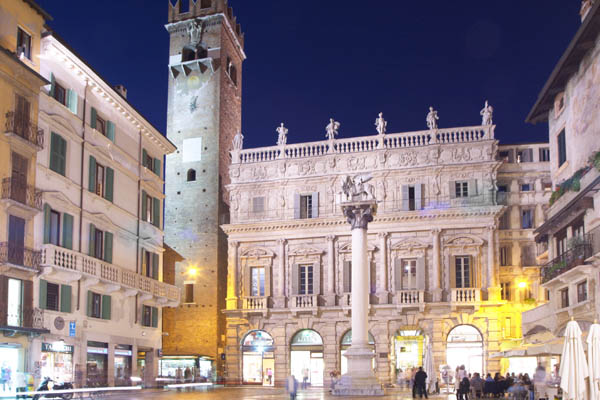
42, 342, 74, 353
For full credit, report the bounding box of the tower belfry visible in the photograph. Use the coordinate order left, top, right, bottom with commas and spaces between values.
162, 0, 245, 377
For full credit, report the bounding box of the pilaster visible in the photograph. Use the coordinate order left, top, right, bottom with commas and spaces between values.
274, 239, 286, 308
376, 232, 389, 304
325, 235, 336, 306
226, 240, 239, 309
431, 229, 442, 302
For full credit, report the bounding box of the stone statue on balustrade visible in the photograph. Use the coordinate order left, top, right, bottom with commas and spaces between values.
232, 131, 244, 151
276, 123, 288, 146
426, 106, 439, 130
341, 174, 376, 202
480, 100, 494, 126
375, 112, 387, 135
326, 118, 340, 140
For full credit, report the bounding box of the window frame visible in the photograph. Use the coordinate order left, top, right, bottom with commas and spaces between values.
539, 147, 550, 162
455, 181, 468, 198
145, 195, 153, 223
401, 259, 417, 290
299, 195, 313, 219
298, 264, 314, 295
49, 210, 61, 246
94, 228, 104, 260
501, 282, 511, 301
91, 292, 102, 318
499, 246, 510, 266
521, 208, 534, 229
520, 183, 532, 192
557, 129, 567, 167
46, 282, 60, 311
95, 163, 105, 197
250, 266, 265, 297
454, 256, 471, 288
560, 287, 569, 309
184, 283, 194, 303
17, 27, 32, 60
53, 82, 67, 106
577, 281, 588, 303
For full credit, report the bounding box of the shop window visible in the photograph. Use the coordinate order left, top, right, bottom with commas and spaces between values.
142, 305, 158, 328
250, 266, 265, 296
557, 129, 567, 167
184, 283, 194, 303
539, 147, 550, 162
298, 264, 313, 295
455, 181, 468, 198
521, 209, 534, 229
454, 256, 471, 288
560, 288, 569, 309
577, 281, 588, 303
501, 282, 511, 301
17, 27, 32, 60
187, 169, 196, 182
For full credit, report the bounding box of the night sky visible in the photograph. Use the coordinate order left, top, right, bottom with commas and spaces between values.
36, 1, 581, 148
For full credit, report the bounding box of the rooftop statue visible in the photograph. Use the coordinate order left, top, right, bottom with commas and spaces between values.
341, 174, 376, 202
276, 123, 288, 146
480, 100, 494, 126
325, 118, 340, 140
232, 131, 244, 151
426, 106, 439, 130
375, 112, 387, 135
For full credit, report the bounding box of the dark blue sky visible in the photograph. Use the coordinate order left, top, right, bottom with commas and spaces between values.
37, 1, 580, 148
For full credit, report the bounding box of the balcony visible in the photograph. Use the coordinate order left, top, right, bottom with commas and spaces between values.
4, 111, 44, 149
243, 296, 267, 313
41, 244, 180, 305
541, 238, 594, 284
0, 242, 41, 272
496, 192, 509, 205
291, 294, 318, 308
1, 177, 42, 211
451, 288, 481, 303
0, 305, 47, 334
394, 290, 424, 309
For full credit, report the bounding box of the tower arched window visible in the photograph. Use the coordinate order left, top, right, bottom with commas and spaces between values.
227, 58, 237, 86
196, 44, 208, 59
200, 0, 212, 9
182, 45, 196, 62
187, 169, 197, 182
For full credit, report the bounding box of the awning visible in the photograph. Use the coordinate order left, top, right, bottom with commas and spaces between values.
0, 325, 50, 336
491, 349, 529, 358
527, 340, 564, 356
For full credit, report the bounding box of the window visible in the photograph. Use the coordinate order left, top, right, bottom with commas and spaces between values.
39, 280, 71, 313
8, 215, 25, 266
343, 261, 352, 293
7, 278, 23, 327
455, 181, 468, 198
141, 250, 159, 280
300, 195, 313, 219
401, 259, 417, 289
521, 209, 534, 229
142, 305, 158, 328
43, 205, 73, 250
145, 195, 153, 223
520, 183, 532, 192
88, 157, 113, 201
298, 264, 314, 295
49, 210, 60, 246
46, 282, 60, 311
142, 149, 162, 177
89, 224, 112, 263
577, 281, 588, 303
543, 181, 552, 191
90, 292, 102, 318
500, 246, 511, 266
501, 282, 511, 301
141, 191, 161, 228
408, 186, 416, 210
53, 82, 66, 106
49, 132, 67, 176
498, 149, 514, 163
557, 129, 567, 167
497, 185, 508, 192
455, 256, 471, 288
187, 169, 196, 182
226, 57, 237, 86
17, 27, 32, 60
144, 152, 153, 170
517, 148, 533, 163
90, 108, 115, 142
94, 228, 104, 259
87, 291, 110, 320
250, 267, 265, 296
560, 288, 569, 308
200, 0, 212, 8
252, 197, 265, 213
95, 115, 105, 135
539, 147, 550, 162
521, 245, 536, 266
499, 210, 510, 230
557, 234, 567, 256
184, 283, 194, 303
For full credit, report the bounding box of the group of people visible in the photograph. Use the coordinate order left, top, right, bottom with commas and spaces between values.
173, 366, 209, 383
0, 363, 12, 392
396, 366, 430, 398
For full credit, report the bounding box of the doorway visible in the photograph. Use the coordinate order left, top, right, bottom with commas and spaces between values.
290, 330, 324, 387
446, 325, 484, 375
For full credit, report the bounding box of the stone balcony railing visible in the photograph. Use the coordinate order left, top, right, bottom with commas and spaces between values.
1, 177, 43, 210
41, 244, 180, 303
291, 294, 318, 308
233, 125, 495, 164
451, 288, 481, 303
394, 290, 424, 305
243, 296, 267, 310
4, 111, 44, 149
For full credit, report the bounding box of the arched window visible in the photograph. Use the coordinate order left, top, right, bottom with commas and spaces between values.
187, 169, 196, 182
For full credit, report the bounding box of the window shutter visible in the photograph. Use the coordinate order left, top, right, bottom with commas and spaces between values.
101, 295, 111, 320
104, 232, 113, 263
90, 107, 97, 130
293, 193, 300, 219
468, 180, 478, 197
449, 181, 456, 199
39, 279, 48, 309
87, 291, 93, 317
106, 121, 115, 142
141, 249, 147, 276
401, 185, 409, 210
153, 197, 160, 228
313, 262, 321, 295
105, 167, 114, 202
468, 256, 474, 288
141, 191, 147, 221
450, 257, 457, 288
142, 149, 148, 167
343, 261, 352, 293
67, 89, 78, 114
62, 213, 73, 250
152, 253, 159, 280
507, 246, 512, 266
88, 224, 96, 257
0, 276, 7, 326
394, 259, 402, 291
415, 184, 423, 210
153, 158, 161, 177
49, 73, 55, 97
58, 134, 67, 175
292, 264, 299, 295
22, 281, 33, 328
416, 257, 426, 290
88, 156, 96, 193
311, 192, 319, 218
43, 204, 51, 244
60, 284, 72, 313
151, 307, 158, 328
50, 132, 66, 175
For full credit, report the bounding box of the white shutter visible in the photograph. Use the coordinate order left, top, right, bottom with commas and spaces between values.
292, 264, 299, 295
416, 257, 426, 290
415, 184, 423, 210
311, 192, 319, 218
343, 261, 351, 292
294, 193, 300, 219
313, 263, 321, 295
394, 259, 402, 291
468, 180, 478, 197
401, 185, 409, 210
449, 181, 456, 199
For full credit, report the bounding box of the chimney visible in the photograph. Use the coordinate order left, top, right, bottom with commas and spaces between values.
581, 0, 595, 22
114, 84, 127, 99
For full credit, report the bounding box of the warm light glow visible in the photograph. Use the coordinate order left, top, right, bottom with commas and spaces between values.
518, 281, 527, 289
187, 267, 198, 276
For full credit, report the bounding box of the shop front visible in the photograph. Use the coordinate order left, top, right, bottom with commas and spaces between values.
40, 341, 74, 384
86, 341, 108, 387
159, 356, 214, 382
114, 345, 132, 386
340, 330, 375, 375
290, 329, 324, 387
0, 341, 27, 393
241, 330, 274, 386
394, 330, 424, 372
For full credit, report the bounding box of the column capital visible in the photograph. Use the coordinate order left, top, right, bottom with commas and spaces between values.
377, 232, 388, 239
229, 240, 239, 248
487, 224, 497, 232
326, 235, 336, 242
431, 228, 441, 236
276, 238, 287, 246
342, 202, 376, 230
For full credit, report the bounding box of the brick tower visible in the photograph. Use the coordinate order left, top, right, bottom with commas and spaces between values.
162, 0, 244, 379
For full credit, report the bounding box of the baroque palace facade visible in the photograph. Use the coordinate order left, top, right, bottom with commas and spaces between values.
222, 123, 551, 386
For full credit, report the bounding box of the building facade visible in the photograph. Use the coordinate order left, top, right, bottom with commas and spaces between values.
0, 0, 50, 392
30, 30, 179, 389
162, 0, 244, 379
522, 0, 600, 361
222, 122, 551, 386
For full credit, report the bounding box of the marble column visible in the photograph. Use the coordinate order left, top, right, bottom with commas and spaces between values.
226, 240, 239, 309
431, 229, 442, 302
334, 200, 383, 396
274, 239, 286, 308
326, 235, 336, 306
487, 226, 500, 301
376, 232, 388, 304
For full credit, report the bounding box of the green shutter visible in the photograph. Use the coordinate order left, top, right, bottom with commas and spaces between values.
60, 285, 72, 313
88, 156, 96, 193
39, 279, 47, 309
153, 197, 160, 228
62, 213, 73, 250
87, 290, 93, 317
101, 295, 111, 320
58, 134, 67, 175
153, 158, 161, 177
88, 224, 96, 257
152, 253, 159, 280
50, 132, 67, 176
151, 307, 158, 328
66, 89, 78, 114
43, 204, 51, 244
142, 149, 147, 167
105, 167, 114, 202
104, 232, 113, 263
106, 121, 115, 142
90, 107, 97, 130
49, 73, 55, 97
141, 191, 147, 221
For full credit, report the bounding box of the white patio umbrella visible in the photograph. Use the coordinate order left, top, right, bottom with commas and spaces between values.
559, 320, 589, 400
423, 338, 437, 393
587, 323, 600, 400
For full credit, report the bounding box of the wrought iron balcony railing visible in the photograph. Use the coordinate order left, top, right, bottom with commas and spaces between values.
0, 304, 45, 329
0, 242, 41, 271
4, 111, 44, 148
1, 177, 42, 210
541, 238, 593, 284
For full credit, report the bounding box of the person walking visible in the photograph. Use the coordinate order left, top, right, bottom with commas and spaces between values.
414, 366, 428, 399
286, 374, 298, 400
458, 377, 470, 400
302, 367, 309, 389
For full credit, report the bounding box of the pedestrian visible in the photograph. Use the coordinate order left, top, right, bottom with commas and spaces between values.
397, 368, 404, 388
266, 368, 273, 385
302, 367, 309, 389
470, 372, 484, 399
411, 367, 417, 397
184, 367, 192, 383
286, 374, 298, 400
458, 377, 470, 400
414, 366, 428, 399
533, 364, 548, 400
175, 367, 183, 384
0, 363, 9, 392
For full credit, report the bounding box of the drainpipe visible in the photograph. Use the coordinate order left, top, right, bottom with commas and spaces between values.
77, 79, 89, 311
135, 128, 142, 324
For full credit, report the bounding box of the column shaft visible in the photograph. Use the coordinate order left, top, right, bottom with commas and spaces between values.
351, 227, 369, 346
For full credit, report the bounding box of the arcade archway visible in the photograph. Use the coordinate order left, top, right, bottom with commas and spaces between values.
446, 325, 484, 375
